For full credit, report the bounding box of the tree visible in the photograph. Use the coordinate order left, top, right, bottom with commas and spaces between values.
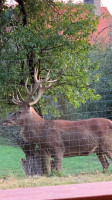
0, 0, 100, 175
89, 30, 112, 120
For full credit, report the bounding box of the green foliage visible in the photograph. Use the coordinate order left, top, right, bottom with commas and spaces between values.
90, 41, 112, 119
0, 0, 100, 116
51, 169, 63, 177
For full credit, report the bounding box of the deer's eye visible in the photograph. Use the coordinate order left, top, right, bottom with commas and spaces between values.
18, 110, 22, 114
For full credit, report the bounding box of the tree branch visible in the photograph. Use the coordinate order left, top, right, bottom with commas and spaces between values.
95, 25, 112, 38
41, 44, 63, 52
15, 0, 27, 25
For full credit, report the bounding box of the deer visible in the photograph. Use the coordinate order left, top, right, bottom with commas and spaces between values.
4, 68, 112, 174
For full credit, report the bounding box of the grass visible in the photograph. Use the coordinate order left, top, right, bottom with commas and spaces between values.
63, 155, 104, 175
0, 144, 112, 189
0, 145, 106, 178
1, 173, 112, 190
0, 145, 26, 178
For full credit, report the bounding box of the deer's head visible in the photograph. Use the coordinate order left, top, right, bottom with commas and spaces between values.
4, 69, 57, 126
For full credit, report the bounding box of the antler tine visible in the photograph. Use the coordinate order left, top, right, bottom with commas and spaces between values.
29, 81, 57, 106
12, 92, 23, 106
17, 89, 25, 102
29, 87, 45, 106
29, 71, 57, 106
34, 68, 38, 82
25, 77, 33, 96
47, 79, 57, 83
42, 70, 57, 83
44, 71, 50, 81
12, 68, 57, 107
34, 69, 51, 86
25, 70, 40, 101
43, 79, 57, 89
34, 68, 42, 86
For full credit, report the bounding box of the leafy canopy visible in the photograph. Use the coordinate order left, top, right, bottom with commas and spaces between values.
0, 0, 100, 116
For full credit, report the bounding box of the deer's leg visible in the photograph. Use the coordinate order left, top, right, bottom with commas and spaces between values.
97, 153, 110, 169
54, 151, 64, 171
41, 150, 51, 175
105, 151, 112, 162
51, 160, 55, 171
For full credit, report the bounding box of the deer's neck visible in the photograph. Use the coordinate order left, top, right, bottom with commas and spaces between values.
23, 108, 44, 126
20, 108, 44, 143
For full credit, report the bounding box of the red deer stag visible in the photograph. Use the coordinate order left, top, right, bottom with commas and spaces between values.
4, 69, 112, 174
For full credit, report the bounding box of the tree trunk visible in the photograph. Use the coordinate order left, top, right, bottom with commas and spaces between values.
19, 141, 52, 176
21, 152, 43, 176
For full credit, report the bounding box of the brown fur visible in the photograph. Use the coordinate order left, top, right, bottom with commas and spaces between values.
4, 106, 112, 172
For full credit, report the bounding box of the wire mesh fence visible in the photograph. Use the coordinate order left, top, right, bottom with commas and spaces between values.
0, 78, 112, 179
1, 0, 112, 189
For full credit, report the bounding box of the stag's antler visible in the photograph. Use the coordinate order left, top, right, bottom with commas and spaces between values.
12, 69, 57, 106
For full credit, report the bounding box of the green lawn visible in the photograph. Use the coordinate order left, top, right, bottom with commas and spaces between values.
63, 155, 104, 175
0, 145, 26, 177
0, 145, 112, 178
